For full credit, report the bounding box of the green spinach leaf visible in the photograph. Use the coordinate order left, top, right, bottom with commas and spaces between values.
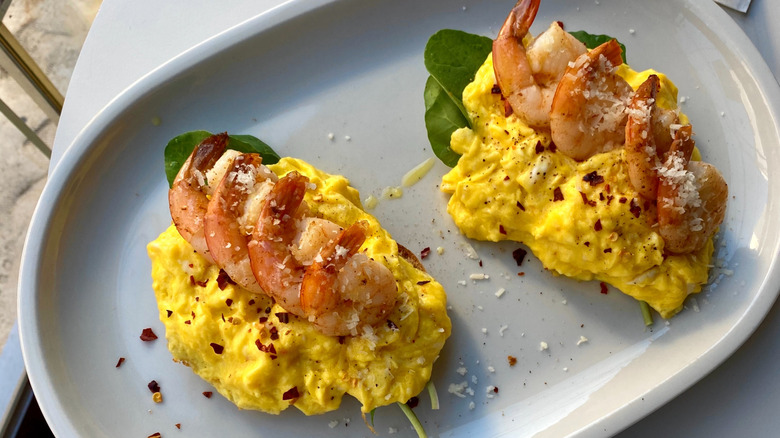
164, 131, 281, 187
423, 29, 492, 167
569, 30, 627, 63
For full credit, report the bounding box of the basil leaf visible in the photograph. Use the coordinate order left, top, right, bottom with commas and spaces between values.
424, 76, 469, 167
423, 29, 492, 167
164, 131, 281, 188
569, 30, 627, 63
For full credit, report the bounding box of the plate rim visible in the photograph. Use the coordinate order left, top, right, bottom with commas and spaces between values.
17, 0, 780, 436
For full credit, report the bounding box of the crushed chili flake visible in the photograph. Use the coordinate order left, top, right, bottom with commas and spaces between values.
189, 276, 208, 287
512, 248, 527, 266
517, 272, 525, 276
209, 343, 224, 354
270, 326, 279, 341
600, 282, 609, 294
619, 197, 627, 204
140, 328, 158, 341
499, 224, 507, 235
265, 307, 272, 314
275, 312, 290, 324
202, 391, 213, 398
604, 248, 613, 253
195, 296, 199, 302
594, 219, 602, 231
248, 299, 255, 305
184, 320, 191, 325
387, 320, 399, 330
216, 269, 236, 290
548, 141, 557, 153
583, 171, 604, 186
630, 199, 642, 218
416, 280, 431, 285
535, 141, 545, 154
504, 175, 510, 181
491, 84, 501, 94
115, 357, 125, 368
420, 247, 431, 259
507, 356, 517, 366
225, 298, 233, 307
175, 424, 181, 430
553, 187, 564, 202
580, 192, 596, 207
493, 386, 499, 393
259, 316, 268, 323
166, 310, 172, 318
148, 433, 161, 438
282, 386, 300, 401
504, 100, 513, 117
516, 201, 525, 211
255, 339, 277, 354
406, 396, 419, 408
584, 241, 590, 247
148, 380, 160, 393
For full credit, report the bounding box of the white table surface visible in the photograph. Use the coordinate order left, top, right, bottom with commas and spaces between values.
28, 0, 780, 436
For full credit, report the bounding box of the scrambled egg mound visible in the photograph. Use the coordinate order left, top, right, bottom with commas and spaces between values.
441, 55, 712, 318
148, 157, 451, 415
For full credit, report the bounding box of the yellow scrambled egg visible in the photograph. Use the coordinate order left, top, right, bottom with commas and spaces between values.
148, 157, 451, 415
441, 55, 712, 318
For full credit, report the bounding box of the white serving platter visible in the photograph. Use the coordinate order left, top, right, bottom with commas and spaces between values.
18, 0, 780, 436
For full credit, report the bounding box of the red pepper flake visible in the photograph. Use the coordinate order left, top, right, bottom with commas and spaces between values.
406, 396, 419, 408
507, 356, 517, 366
416, 280, 431, 285
499, 224, 507, 235
269, 326, 279, 341
175, 424, 181, 430
282, 386, 299, 401
184, 320, 191, 325
338, 336, 346, 344
493, 386, 499, 393
189, 275, 208, 287
248, 299, 255, 305
420, 247, 431, 259
504, 175, 510, 181
553, 187, 564, 202
556, 20, 565, 29
603, 248, 613, 253
191, 311, 196, 320
600, 282, 609, 294
225, 298, 233, 307
216, 269, 235, 290
265, 307, 272, 314
259, 316, 268, 323
221, 313, 225, 322
630, 198, 642, 218
512, 248, 527, 266
202, 391, 213, 398
387, 320, 399, 330
209, 343, 224, 354
579, 192, 596, 207
275, 312, 290, 324
148, 433, 161, 438
594, 219, 602, 231
605, 184, 611, 194
255, 339, 277, 354
148, 380, 161, 393
606, 195, 614, 205
548, 141, 557, 153
166, 310, 172, 318
535, 141, 545, 154
619, 197, 627, 204
491, 84, 501, 94
115, 357, 125, 368
583, 171, 604, 186
195, 296, 199, 302
517, 272, 525, 276
479, 259, 483, 267
584, 241, 590, 247
516, 201, 525, 211
140, 328, 158, 341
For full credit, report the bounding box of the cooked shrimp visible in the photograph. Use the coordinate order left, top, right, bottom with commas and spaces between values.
204, 153, 277, 294
656, 129, 727, 254
492, 0, 586, 128
247, 171, 310, 315
300, 221, 397, 336
168, 132, 229, 263
550, 39, 633, 161
624, 74, 681, 199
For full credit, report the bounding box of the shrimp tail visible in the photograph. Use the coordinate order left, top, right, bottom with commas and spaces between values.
493, 0, 540, 95
259, 171, 309, 235
625, 74, 661, 200
666, 124, 694, 163
501, 0, 540, 40
595, 39, 624, 67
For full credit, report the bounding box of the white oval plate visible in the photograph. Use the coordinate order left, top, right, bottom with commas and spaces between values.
18, 0, 780, 436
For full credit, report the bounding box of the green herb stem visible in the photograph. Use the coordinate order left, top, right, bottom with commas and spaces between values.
397, 402, 427, 438
640, 301, 654, 326
427, 381, 440, 410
